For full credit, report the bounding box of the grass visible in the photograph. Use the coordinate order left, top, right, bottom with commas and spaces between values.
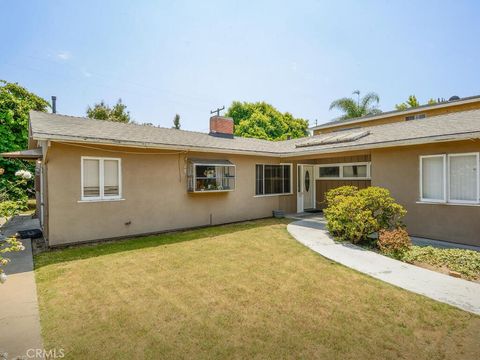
35, 219, 480, 360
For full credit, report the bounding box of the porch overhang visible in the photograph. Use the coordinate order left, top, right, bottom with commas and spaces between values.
0, 148, 43, 160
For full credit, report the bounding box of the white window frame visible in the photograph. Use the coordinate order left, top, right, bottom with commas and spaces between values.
419, 153, 480, 205
447, 152, 479, 204
317, 162, 371, 180
419, 155, 446, 203
254, 163, 293, 197
80, 156, 122, 201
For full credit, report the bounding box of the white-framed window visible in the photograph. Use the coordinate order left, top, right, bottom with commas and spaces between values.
448, 153, 479, 204
81, 157, 122, 201
420, 153, 479, 204
255, 163, 292, 196
317, 162, 371, 180
420, 155, 446, 202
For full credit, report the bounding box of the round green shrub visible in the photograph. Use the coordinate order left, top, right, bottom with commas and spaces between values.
324, 186, 407, 243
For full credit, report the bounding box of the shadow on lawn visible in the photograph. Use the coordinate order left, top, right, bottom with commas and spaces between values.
34, 218, 291, 269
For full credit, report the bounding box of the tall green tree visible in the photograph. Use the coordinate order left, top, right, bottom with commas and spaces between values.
225, 101, 308, 140
86, 99, 132, 123
172, 114, 181, 129
0, 80, 49, 196
329, 90, 382, 120
396, 95, 437, 111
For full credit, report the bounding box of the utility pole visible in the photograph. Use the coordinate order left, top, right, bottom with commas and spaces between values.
210, 106, 225, 117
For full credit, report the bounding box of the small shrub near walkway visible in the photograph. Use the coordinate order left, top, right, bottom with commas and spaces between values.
378, 228, 411, 260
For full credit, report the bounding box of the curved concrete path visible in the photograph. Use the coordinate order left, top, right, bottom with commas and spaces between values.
287, 216, 480, 315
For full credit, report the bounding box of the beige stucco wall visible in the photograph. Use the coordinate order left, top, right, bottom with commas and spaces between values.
45, 142, 293, 245
371, 140, 480, 246
44, 140, 479, 246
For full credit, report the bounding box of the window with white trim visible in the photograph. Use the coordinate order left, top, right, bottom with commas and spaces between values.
317, 162, 371, 180
81, 157, 122, 200
448, 153, 478, 203
420, 155, 446, 202
255, 164, 292, 196
420, 153, 479, 204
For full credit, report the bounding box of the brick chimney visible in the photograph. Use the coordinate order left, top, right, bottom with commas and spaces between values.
209, 116, 234, 138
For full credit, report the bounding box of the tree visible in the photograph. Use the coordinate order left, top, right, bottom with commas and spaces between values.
0, 80, 49, 199
225, 101, 308, 141
86, 99, 131, 123
172, 114, 181, 129
395, 95, 420, 111
329, 90, 382, 120
395, 95, 437, 111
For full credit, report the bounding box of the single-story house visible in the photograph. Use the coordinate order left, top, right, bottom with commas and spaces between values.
3, 96, 480, 247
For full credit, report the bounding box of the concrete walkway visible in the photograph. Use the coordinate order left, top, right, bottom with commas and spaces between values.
0, 216, 44, 359
287, 216, 480, 315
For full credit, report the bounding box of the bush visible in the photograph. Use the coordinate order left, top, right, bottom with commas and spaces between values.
0, 200, 26, 217
324, 195, 377, 243
357, 187, 406, 230
403, 246, 480, 280
325, 185, 358, 206
378, 228, 411, 259
324, 186, 406, 243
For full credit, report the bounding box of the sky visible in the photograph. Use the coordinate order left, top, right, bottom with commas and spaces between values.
1, 0, 479, 132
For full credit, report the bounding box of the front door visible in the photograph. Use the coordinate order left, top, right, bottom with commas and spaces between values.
303, 165, 314, 210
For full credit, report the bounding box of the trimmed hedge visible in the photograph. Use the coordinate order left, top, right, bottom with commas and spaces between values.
324, 186, 406, 243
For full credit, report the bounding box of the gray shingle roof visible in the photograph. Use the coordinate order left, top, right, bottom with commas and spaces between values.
311, 94, 480, 130
29, 111, 283, 155
30, 110, 480, 157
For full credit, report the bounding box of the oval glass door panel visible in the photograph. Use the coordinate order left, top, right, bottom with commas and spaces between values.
305, 170, 310, 192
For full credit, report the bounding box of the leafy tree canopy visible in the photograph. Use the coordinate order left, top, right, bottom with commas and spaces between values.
395, 95, 437, 111
329, 90, 382, 120
86, 99, 132, 123
225, 101, 308, 141
0, 80, 49, 191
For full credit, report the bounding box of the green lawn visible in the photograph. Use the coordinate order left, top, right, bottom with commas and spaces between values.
35, 219, 480, 360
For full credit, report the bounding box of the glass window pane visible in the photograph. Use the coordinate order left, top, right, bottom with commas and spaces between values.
264, 165, 284, 195
297, 166, 301, 192
83, 159, 100, 197
449, 155, 477, 201
319, 166, 340, 178
343, 165, 367, 178
283, 165, 291, 193
255, 165, 264, 195
422, 157, 444, 200
104, 160, 119, 196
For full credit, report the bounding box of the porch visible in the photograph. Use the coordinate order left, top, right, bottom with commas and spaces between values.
286, 154, 372, 213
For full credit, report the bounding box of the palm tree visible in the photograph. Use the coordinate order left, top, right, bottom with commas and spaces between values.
329, 90, 382, 120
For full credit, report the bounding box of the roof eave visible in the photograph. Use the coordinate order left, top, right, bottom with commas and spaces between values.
32, 131, 480, 159
31, 133, 282, 158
